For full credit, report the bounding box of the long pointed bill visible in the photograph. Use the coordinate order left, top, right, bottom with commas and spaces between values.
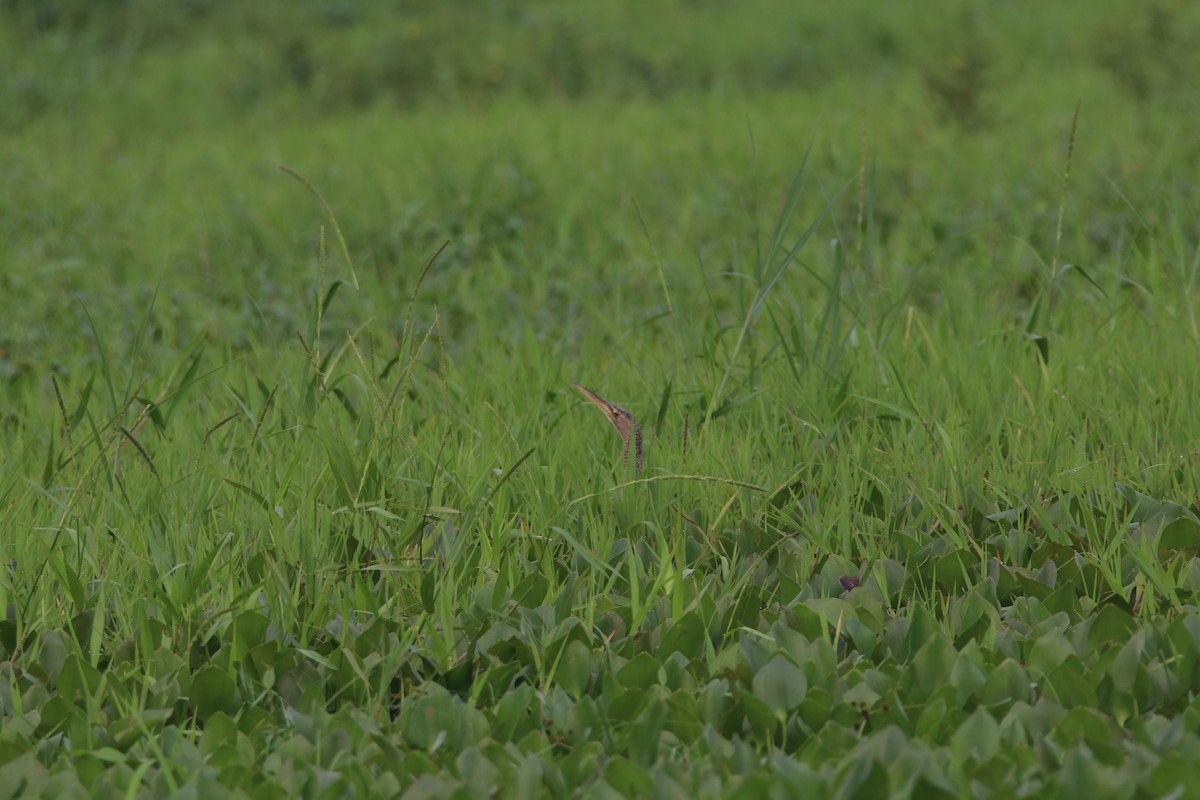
572, 383, 612, 414
572, 383, 643, 476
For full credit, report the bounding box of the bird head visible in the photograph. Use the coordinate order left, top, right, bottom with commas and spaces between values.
572, 383, 643, 475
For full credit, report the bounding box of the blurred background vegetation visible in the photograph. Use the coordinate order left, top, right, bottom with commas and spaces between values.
3, 0, 1197, 124
1, 0, 1198, 376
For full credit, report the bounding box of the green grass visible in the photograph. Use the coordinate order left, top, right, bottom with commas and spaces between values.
4, 1, 1200, 797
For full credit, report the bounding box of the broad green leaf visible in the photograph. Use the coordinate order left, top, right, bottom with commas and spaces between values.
1027, 631, 1075, 676
231, 611, 269, 654
751, 654, 808, 712
799, 720, 858, 766
1106, 629, 1145, 692
833, 754, 890, 800
902, 605, 940, 662
977, 659, 1031, 707
658, 651, 692, 691
931, 552, 970, 594
457, 746, 500, 796
397, 684, 486, 752
0, 752, 50, 798
699, 679, 730, 729
915, 697, 948, 739
1087, 604, 1137, 651
909, 633, 956, 700
1144, 753, 1199, 799
604, 756, 654, 797
769, 753, 824, 795
663, 690, 703, 743
557, 639, 594, 698
513, 572, 549, 608
948, 650, 986, 707
659, 611, 705, 660
1044, 659, 1097, 709
36, 695, 84, 740
1050, 707, 1122, 765
950, 708, 1000, 765
1053, 745, 1132, 796
562, 742, 606, 793
491, 684, 536, 743
1042, 584, 1078, 618
740, 691, 780, 743
626, 694, 667, 766
56, 654, 102, 703
39, 630, 69, 682
617, 652, 660, 691
199, 712, 239, 756
190, 665, 240, 720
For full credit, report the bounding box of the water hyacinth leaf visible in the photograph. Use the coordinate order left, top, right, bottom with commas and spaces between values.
833, 754, 891, 800
1027, 631, 1075, 676
1057, 747, 1133, 795
800, 719, 859, 766
1105, 630, 1145, 693
740, 691, 781, 742
560, 742, 606, 792
199, 712, 238, 756
787, 602, 825, 642
659, 611, 706, 660
950, 588, 997, 646
722, 589, 766, 633
626, 695, 667, 766
609, 687, 649, 725
1144, 754, 1199, 798
617, 652, 661, 691
1050, 707, 1124, 764
1045, 660, 1098, 709
457, 746, 501, 796
1042, 584, 1079, 618
1115, 483, 1192, 525
398, 685, 487, 752
491, 685, 537, 743
402, 774, 465, 799
604, 757, 655, 798
733, 636, 772, 677
56, 654, 102, 704
950, 707, 1001, 765
663, 690, 703, 742
902, 605, 941, 662
190, 665, 240, 720
37, 695, 85, 739
1157, 516, 1200, 556
232, 611, 270, 654
751, 655, 808, 712
841, 617, 879, 658
909, 633, 957, 700
39, 630, 69, 682
557, 639, 594, 698
700, 679, 731, 729
1088, 604, 1138, 650
931, 552, 970, 594
769, 754, 824, 795
977, 659, 1031, 707
915, 696, 948, 738
513, 572, 550, 608
948, 652, 987, 706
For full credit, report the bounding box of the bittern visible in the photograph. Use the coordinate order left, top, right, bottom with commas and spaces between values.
573, 383, 643, 476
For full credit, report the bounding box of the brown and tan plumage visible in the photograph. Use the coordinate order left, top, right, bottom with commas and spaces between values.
573, 383, 643, 476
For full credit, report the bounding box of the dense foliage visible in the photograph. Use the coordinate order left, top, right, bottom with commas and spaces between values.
3, 1, 1200, 796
